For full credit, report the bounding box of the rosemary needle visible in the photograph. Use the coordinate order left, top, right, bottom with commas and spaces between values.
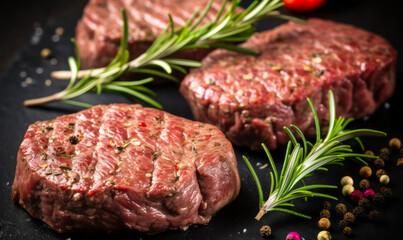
243, 90, 385, 220
24, 0, 303, 108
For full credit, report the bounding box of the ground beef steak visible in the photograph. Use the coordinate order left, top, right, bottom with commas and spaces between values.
180, 18, 396, 150
76, 0, 229, 68
12, 104, 240, 233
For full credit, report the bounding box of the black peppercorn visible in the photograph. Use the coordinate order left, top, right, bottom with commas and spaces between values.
373, 158, 385, 168
358, 197, 371, 210
368, 210, 381, 221
320, 209, 331, 219
352, 206, 364, 217
335, 203, 347, 215
376, 169, 386, 178
338, 219, 349, 230
372, 193, 385, 205
344, 212, 355, 223
379, 152, 390, 161
343, 226, 352, 236
322, 200, 331, 210
260, 225, 271, 237
359, 179, 370, 189
380, 187, 393, 198
380, 147, 390, 155
69, 135, 79, 145
364, 150, 374, 156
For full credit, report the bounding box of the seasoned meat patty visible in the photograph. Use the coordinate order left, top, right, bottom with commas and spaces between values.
12, 104, 240, 233
180, 19, 396, 150
76, 0, 232, 68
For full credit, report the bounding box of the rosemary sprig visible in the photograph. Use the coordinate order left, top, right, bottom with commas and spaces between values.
24, 0, 303, 108
243, 90, 385, 220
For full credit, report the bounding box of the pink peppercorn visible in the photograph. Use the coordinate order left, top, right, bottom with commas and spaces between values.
350, 190, 363, 202
364, 189, 375, 198
286, 232, 301, 240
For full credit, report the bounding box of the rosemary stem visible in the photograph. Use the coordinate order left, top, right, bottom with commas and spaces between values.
24, 89, 68, 106
51, 68, 105, 80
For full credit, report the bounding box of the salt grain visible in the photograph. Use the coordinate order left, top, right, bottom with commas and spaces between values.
52, 34, 60, 42
19, 71, 27, 78
50, 58, 58, 65
36, 67, 44, 74
21, 81, 28, 88
256, 162, 262, 167
6, 182, 9, 186
243, 228, 247, 233
384, 102, 390, 109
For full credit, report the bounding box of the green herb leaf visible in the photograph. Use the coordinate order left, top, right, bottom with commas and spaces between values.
244, 90, 385, 221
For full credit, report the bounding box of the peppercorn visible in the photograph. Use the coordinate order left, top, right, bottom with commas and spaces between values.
380, 187, 393, 198
350, 190, 363, 202
320, 209, 331, 219
379, 152, 390, 161
359, 166, 372, 178
318, 218, 331, 230
373, 158, 385, 168
317, 230, 331, 240
260, 225, 271, 237
335, 203, 347, 215
343, 226, 352, 236
342, 184, 354, 196
389, 138, 401, 149
379, 174, 390, 185
376, 169, 386, 178
368, 210, 381, 221
322, 200, 331, 210
380, 147, 390, 155
359, 179, 370, 189
338, 219, 348, 230
352, 206, 364, 217
343, 212, 355, 223
41, 48, 52, 59
358, 197, 370, 210
396, 157, 403, 166
340, 176, 354, 186
364, 150, 374, 156
364, 188, 375, 198
286, 232, 301, 240
372, 193, 385, 205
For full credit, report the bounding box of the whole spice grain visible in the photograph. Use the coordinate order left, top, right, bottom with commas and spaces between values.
364, 188, 375, 198
379, 152, 390, 161
389, 138, 401, 149
41, 48, 52, 58
372, 193, 385, 205
359, 166, 372, 178
286, 232, 301, 240
335, 203, 347, 215
380, 174, 390, 184
352, 206, 364, 217
358, 197, 370, 210
396, 157, 403, 166
376, 169, 386, 178
320, 209, 331, 219
368, 210, 380, 221
343, 226, 352, 236
317, 230, 331, 240
380, 147, 390, 155
322, 200, 331, 210
380, 187, 393, 198
359, 179, 370, 189
373, 158, 385, 168
340, 176, 354, 186
318, 218, 331, 230
260, 225, 271, 237
364, 150, 375, 156
338, 219, 348, 230
342, 184, 354, 196
343, 212, 355, 223
350, 190, 363, 202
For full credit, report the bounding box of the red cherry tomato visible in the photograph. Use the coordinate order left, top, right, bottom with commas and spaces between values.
283, 0, 326, 12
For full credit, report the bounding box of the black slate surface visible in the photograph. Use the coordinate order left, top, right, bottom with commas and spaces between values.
1, 0, 403, 239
